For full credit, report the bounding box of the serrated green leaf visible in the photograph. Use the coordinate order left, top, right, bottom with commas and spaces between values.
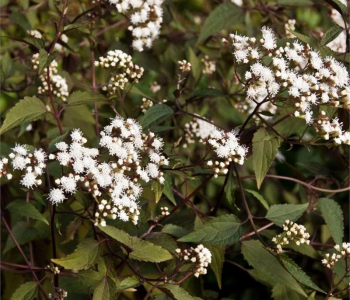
23, 37, 46, 49
51, 238, 101, 270
198, 2, 244, 43
162, 224, 189, 238
10, 281, 38, 300
321, 25, 344, 45
78, 270, 104, 290
242, 240, 306, 296
6, 200, 49, 225
67, 90, 107, 107
266, 203, 308, 226
206, 244, 224, 289
146, 233, 178, 254
93, 277, 116, 300
115, 276, 140, 292
224, 170, 235, 206
4, 222, 37, 254
38, 49, 59, 74
0, 97, 47, 135
272, 285, 302, 300
318, 198, 344, 245
188, 88, 224, 99
252, 128, 282, 189
188, 48, 201, 82
280, 256, 325, 293
152, 180, 164, 203
163, 284, 200, 300
98, 225, 173, 262
163, 174, 176, 205
63, 22, 89, 32
140, 104, 173, 130
178, 214, 242, 245
245, 189, 269, 210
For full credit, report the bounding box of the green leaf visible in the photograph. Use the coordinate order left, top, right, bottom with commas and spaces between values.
206, 244, 225, 289
245, 189, 269, 210
63, 23, 89, 32
198, 2, 244, 43
266, 203, 309, 226
277, 0, 313, 6
10, 282, 38, 300
140, 104, 174, 130
67, 90, 107, 106
51, 238, 101, 270
23, 37, 45, 49
0, 97, 47, 135
321, 25, 344, 45
38, 49, 59, 74
163, 174, 176, 205
225, 170, 235, 205
78, 270, 104, 290
280, 256, 325, 293
162, 224, 189, 238
93, 277, 116, 300
4, 222, 37, 254
252, 128, 282, 189
146, 233, 178, 254
152, 180, 164, 203
188, 88, 224, 99
325, 0, 347, 15
6, 200, 49, 225
2, 52, 14, 81
188, 48, 201, 82
163, 284, 199, 300
318, 198, 344, 245
98, 225, 173, 262
49, 130, 69, 153
115, 276, 140, 292
272, 285, 302, 300
178, 214, 242, 245
242, 240, 306, 296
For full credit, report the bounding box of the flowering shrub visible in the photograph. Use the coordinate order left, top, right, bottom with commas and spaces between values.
0, 1, 349, 300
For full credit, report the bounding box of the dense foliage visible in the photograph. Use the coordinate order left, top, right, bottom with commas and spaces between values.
0, 0, 349, 299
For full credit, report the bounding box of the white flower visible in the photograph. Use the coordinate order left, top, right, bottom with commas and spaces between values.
60, 176, 77, 194
48, 188, 66, 204
21, 172, 37, 189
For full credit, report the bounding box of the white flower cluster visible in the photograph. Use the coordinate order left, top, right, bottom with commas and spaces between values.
272, 220, 310, 253
160, 206, 169, 216
183, 116, 217, 147
27, 30, 42, 39
178, 60, 192, 73
108, 0, 165, 52
32, 53, 69, 101
48, 116, 168, 225
322, 242, 350, 269
206, 129, 247, 176
228, 27, 350, 137
141, 97, 153, 112
95, 50, 144, 94
176, 244, 212, 277
313, 111, 350, 145
284, 19, 296, 38
202, 56, 216, 75
0, 144, 46, 189
54, 34, 69, 53
150, 81, 161, 93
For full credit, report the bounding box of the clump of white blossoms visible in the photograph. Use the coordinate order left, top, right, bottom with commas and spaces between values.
108, 0, 165, 52
160, 206, 169, 216
322, 242, 350, 269
150, 81, 161, 93
178, 60, 192, 73
272, 220, 310, 253
0, 144, 46, 189
140, 98, 153, 112
27, 29, 42, 39
95, 50, 144, 95
313, 111, 350, 145
227, 26, 350, 144
32, 53, 69, 101
284, 19, 296, 38
202, 55, 216, 75
48, 116, 168, 225
175, 244, 212, 277
205, 129, 247, 176
183, 116, 217, 147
